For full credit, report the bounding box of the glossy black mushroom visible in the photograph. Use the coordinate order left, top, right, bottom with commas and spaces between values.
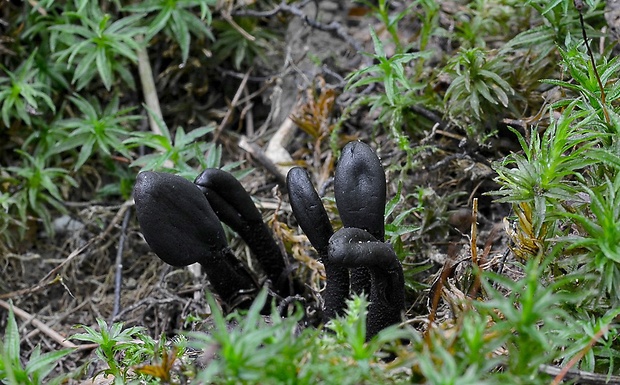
334, 141, 387, 241
287, 167, 349, 321
194, 169, 303, 297
133, 171, 258, 308
328, 227, 404, 339
134, 140, 405, 338
334, 141, 387, 296
135, 169, 306, 305
287, 141, 405, 338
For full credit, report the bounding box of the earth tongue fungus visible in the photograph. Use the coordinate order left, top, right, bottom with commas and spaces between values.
194, 169, 305, 297
287, 167, 347, 322
288, 141, 405, 339
133, 170, 302, 309
134, 141, 405, 338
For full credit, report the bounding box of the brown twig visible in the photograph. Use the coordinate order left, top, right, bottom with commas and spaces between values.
468, 198, 482, 298
238, 135, 288, 188
0, 274, 64, 300
0, 300, 77, 349
470, 198, 479, 267
542, 362, 620, 384
111, 207, 132, 322
0, 200, 133, 300
551, 325, 611, 385
136, 35, 164, 135
425, 243, 458, 344
221, 10, 256, 41
575, 0, 610, 124
213, 68, 252, 143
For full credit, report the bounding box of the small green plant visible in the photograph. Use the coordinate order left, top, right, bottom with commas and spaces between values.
96, 161, 139, 200
443, 47, 515, 140
384, 181, 421, 248
0, 303, 74, 385
355, 0, 414, 53
71, 318, 149, 382
416, 334, 494, 385
50, 2, 146, 90
211, 17, 276, 70
125, 0, 215, 65
493, 23, 620, 311
325, 295, 410, 365
544, 37, 620, 131
189, 290, 413, 384
0, 51, 55, 128
478, 257, 577, 381
502, 0, 603, 63
560, 173, 620, 306
21, 120, 71, 159
189, 289, 316, 383
452, 0, 520, 49
345, 27, 431, 158
410, 0, 443, 53
133, 341, 183, 383
494, 106, 596, 225
561, 309, 620, 375
69, 317, 188, 384
124, 111, 234, 179
0, 191, 23, 248
383, 181, 429, 293
408, 256, 595, 384
51, 94, 140, 171
5, 150, 77, 236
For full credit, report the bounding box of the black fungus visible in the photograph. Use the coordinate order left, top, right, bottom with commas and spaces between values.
287, 167, 349, 320
195, 168, 303, 297
134, 171, 258, 307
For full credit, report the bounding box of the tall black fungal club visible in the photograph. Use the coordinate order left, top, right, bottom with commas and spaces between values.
288, 141, 405, 338
133, 141, 405, 338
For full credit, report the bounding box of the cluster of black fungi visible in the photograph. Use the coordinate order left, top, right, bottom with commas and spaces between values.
133, 141, 405, 339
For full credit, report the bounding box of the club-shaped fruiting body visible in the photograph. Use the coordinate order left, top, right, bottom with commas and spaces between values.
287, 141, 405, 338
134, 171, 227, 266
134, 141, 405, 338
335, 141, 387, 241
286, 167, 333, 255
287, 167, 349, 321
328, 227, 405, 339
194, 168, 304, 297
133, 171, 258, 306
335, 141, 388, 296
